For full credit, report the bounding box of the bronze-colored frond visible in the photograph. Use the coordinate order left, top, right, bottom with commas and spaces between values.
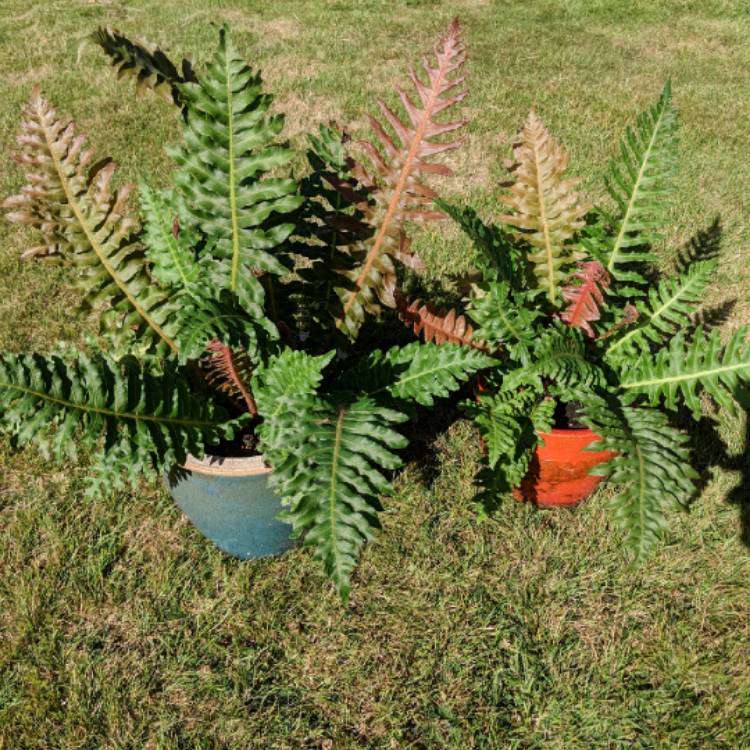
334, 19, 469, 338
498, 111, 590, 304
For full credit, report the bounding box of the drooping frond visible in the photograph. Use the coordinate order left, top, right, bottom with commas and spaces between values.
0, 351, 239, 478
93, 26, 196, 109
498, 110, 590, 304
467, 391, 555, 507
468, 282, 544, 351
603, 82, 679, 289
333, 19, 468, 338
395, 292, 484, 349
139, 184, 200, 290
167, 29, 302, 322
2, 89, 181, 355
605, 259, 716, 359
582, 396, 696, 562
559, 261, 610, 338
436, 200, 527, 289
622, 327, 750, 419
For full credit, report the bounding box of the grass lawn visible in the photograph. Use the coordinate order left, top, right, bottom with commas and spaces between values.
2, 0, 750, 747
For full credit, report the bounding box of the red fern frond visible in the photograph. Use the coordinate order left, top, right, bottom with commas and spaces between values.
559, 261, 611, 337
395, 291, 485, 350
335, 19, 468, 336
202, 341, 257, 416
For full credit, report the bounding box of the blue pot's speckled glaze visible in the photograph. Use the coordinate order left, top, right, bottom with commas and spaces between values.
166, 454, 296, 559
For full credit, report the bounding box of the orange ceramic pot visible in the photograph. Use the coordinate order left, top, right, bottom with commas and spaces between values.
512, 428, 616, 507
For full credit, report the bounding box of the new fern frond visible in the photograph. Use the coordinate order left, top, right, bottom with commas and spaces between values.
498, 110, 590, 304
559, 261, 610, 338
333, 19, 469, 338
395, 292, 484, 349
2, 89, 181, 356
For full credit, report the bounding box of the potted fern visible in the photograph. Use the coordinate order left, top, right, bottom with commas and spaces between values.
398, 83, 750, 559
0, 23, 492, 599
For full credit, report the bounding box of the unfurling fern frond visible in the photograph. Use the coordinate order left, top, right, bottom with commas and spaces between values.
93, 26, 196, 110
139, 184, 201, 290
559, 261, 610, 338
2, 89, 181, 356
603, 82, 679, 290
167, 29, 303, 324
622, 327, 750, 418
498, 110, 590, 304
395, 292, 484, 349
333, 19, 468, 338
468, 282, 544, 350
605, 259, 716, 359
436, 200, 527, 289
581, 396, 696, 562
0, 351, 239, 478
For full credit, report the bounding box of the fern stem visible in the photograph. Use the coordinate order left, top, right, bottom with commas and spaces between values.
225, 50, 241, 294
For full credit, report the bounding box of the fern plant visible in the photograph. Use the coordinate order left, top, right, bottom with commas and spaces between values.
0, 23, 492, 600
398, 83, 749, 561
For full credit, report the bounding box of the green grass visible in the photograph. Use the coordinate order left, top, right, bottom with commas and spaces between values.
1, 0, 750, 747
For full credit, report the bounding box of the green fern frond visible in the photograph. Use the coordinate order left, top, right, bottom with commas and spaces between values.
582, 396, 696, 561
174, 289, 263, 364
337, 342, 495, 407
436, 200, 527, 289
605, 260, 716, 360
0, 351, 239, 476
93, 26, 196, 109
266, 394, 407, 600
622, 327, 750, 418
139, 184, 201, 290
468, 392, 555, 508
3, 89, 182, 356
532, 323, 605, 389
167, 29, 303, 322
603, 82, 679, 290
468, 282, 545, 351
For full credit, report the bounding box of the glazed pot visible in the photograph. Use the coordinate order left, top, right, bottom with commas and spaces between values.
165, 454, 296, 558
512, 428, 616, 507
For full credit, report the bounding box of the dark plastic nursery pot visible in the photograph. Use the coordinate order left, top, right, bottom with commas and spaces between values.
512, 428, 617, 507
165, 454, 296, 558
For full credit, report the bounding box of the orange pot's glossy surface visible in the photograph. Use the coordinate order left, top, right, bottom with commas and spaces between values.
512, 428, 616, 507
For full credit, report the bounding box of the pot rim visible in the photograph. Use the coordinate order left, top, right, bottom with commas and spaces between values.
181, 453, 271, 477
539, 427, 599, 438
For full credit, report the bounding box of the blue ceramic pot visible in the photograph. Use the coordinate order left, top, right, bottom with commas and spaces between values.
165, 454, 296, 559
